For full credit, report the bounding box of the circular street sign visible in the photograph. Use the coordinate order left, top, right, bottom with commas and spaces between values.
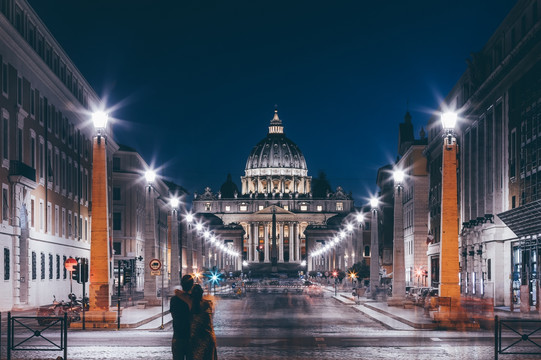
149, 258, 162, 271
65, 257, 77, 272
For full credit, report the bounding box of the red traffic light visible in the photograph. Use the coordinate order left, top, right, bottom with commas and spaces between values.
332, 271, 338, 277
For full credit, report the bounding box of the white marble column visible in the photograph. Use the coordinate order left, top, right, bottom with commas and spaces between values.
264, 223, 270, 262
289, 223, 294, 262
279, 223, 284, 262
248, 224, 253, 262
296, 224, 301, 262
253, 223, 258, 262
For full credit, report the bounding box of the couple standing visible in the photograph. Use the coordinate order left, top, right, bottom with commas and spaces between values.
171, 274, 218, 360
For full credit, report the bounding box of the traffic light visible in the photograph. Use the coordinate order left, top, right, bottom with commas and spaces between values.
80, 259, 89, 283
72, 262, 80, 282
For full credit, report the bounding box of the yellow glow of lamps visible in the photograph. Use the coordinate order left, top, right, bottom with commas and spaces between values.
441, 112, 457, 131
145, 170, 156, 184
393, 169, 405, 184
92, 111, 108, 131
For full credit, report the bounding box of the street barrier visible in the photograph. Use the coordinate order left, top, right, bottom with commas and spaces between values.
7, 311, 68, 360
494, 315, 541, 359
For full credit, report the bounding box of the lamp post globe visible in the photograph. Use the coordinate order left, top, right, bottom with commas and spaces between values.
92, 111, 108, 132
356, 213, 364, 224
393, 169, 405, 185
145, 169, 156, 185
370, 197, 379, 210
170, 197, 180, 210
441, 111, 457, 132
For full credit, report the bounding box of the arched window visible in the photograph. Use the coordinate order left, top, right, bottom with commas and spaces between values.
364, 246, 370, 257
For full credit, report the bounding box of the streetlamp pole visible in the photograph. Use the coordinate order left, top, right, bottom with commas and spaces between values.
169, 198, 181, 292
143, 170, 160, 305
88, 111, 113, 317
369, 198, 379, 299
389, 169, 406, 306
439, 112, 461, 309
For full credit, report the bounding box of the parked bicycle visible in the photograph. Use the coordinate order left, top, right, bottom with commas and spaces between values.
36, 293, 88, 326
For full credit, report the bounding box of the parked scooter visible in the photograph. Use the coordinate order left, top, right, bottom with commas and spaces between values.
36, 293, 88, 326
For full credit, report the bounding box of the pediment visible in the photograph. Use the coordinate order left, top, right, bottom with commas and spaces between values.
254, 205, 295, 216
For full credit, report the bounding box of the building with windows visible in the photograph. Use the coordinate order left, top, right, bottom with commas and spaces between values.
426, 0, 541, 308
192, 110, 361, 275
112, 144, 189, 302
394, 113, 430, 287
0, 0, 116, 310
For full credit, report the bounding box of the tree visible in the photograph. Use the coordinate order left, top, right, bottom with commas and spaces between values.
348, 260, 370, 281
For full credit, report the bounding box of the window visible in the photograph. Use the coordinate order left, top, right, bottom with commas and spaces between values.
205, 203, 211, 211
316, 205, 323, 212
4, 248, 9, 280
47, 203, 51, 233
52, 206, 58, 236
48, 253, 53, 279
63, 255, 67, 279
225, 206, 231, 212
56, 254, 60, 279
39, 140, 44, 179
40, 252, 45, 280
30, 135, 35, 169
68, 211, 72, 237
32, 251, 36, 280
113, 212, 121, 230
2, 187, 8, 221
487, 259, 492, 281
336, 202, 344, 211
30, 198, 34, 228
283, 205, 288, 211
113, 187, 121, 200
16, 127, 22, 161
74, 212, 78, 238
62, 208, 66, 237
364, 246, 370, 257
30, 89, 35, 116
113, 242, 121, 255
2, 62, 7, 95
240, 204, 248, 211
2, 110, 8, 161
16, 76, 22, 105
300, 204, 308, 211
259, 205, 264, 211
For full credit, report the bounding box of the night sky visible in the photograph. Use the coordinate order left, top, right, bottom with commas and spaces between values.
28, 0, 516, 205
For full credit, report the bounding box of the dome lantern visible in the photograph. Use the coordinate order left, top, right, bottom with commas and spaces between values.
268, 109, 284, 134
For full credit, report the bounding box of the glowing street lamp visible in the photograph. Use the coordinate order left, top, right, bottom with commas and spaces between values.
88, 111, 113, 317
369, 197, 379, 298
170, 197, 181, 292
389, 168, 406, 306
439, 111, 461, 310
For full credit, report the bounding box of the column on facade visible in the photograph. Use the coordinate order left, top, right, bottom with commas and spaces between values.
264, 222, 270, 262
251, 223, 256, 262
289, 223, 294, 262
279, 223, 284, 262
296, 224, 301, 262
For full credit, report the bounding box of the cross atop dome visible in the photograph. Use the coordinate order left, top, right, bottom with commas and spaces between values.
269, 108, 284, 134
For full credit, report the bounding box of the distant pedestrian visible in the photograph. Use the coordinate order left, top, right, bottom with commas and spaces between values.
171, 274, 195, 360
190, 284, 218, 360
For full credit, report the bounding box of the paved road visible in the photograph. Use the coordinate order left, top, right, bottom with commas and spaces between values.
1, 291, 540, 359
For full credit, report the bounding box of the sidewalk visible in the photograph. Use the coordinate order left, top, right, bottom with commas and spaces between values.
328, 286, 541, 331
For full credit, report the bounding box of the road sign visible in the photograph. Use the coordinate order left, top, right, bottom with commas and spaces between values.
65, 257, 77, 272
151, 270, 161, 276
149, 258, 161, 271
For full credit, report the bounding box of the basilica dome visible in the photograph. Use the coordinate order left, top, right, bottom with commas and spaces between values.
241, 110, 311, 195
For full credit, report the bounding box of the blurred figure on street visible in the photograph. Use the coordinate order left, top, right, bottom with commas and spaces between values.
171, 274, 195, 360
190, 284, 218, 360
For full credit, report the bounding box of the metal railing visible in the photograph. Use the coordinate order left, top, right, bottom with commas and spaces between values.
495, 315, 541, 359
7, 311, 68, 360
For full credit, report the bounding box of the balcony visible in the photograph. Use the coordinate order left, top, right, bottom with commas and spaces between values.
8, 160, 37, 189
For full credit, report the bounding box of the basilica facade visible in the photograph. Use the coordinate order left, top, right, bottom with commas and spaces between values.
192, 110, 360, 274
